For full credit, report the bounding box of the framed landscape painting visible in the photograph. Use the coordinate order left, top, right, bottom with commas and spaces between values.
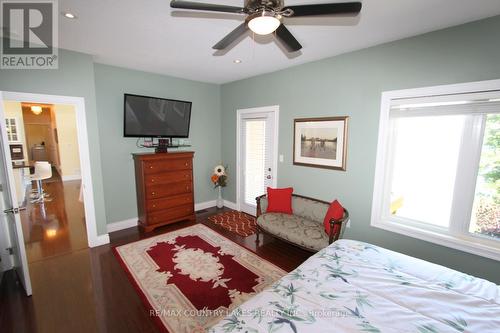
293, 116, 348, 170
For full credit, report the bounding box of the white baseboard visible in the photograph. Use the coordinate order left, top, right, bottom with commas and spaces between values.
88, 233, 110, 247
61, 174, 81, 181
195, 200, 216, 211
223, 201, 238, 210
107, 218, 138, 233
197, 200, 238, 210
106, 200, 224, 233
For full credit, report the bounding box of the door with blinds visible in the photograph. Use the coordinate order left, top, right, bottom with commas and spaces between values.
238, 107, 277, 216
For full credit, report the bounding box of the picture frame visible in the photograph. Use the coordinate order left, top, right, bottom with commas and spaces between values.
293, 116, 348, 171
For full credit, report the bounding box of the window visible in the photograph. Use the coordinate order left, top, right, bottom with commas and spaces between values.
469, 114, 499, 240
5, 117, 19, 142
372, 80, 500, 260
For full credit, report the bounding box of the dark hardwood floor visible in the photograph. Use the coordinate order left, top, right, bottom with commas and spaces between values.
0, 207, 313, 333
20, 168, 88, 263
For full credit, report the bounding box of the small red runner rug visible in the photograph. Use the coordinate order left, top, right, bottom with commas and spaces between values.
114, 224, 285, 332
207, 211, 257, 237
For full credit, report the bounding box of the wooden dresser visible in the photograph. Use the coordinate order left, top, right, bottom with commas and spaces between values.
132, 152, 195, 232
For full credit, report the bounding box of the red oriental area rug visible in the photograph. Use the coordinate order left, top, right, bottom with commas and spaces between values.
207, 211, 257, 237
114, 224, 285, 332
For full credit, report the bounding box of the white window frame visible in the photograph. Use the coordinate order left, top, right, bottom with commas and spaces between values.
371, 79, 500, 261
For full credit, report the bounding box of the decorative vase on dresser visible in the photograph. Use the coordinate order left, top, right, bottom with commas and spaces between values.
132, 152, 195, 232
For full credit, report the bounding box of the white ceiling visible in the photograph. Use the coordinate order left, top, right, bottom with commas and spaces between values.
58, 0, 500, 84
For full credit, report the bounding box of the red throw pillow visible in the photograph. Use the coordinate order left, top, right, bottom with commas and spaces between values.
266, 187, 293, 214
324, 200, 344, 234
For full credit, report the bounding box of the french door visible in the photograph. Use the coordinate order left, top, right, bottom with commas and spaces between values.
0, 98, 32, 296
237, 106, 278, 216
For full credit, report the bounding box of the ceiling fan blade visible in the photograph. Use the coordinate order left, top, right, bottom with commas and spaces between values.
275, 24, 302, 52
213, 23, 249, 50
283, 2, 362, 17
170, 1, 245, 14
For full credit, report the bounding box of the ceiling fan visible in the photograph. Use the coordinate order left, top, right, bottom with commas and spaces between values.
170, 0, 362, 52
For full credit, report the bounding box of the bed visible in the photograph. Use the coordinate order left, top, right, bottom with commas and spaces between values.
209, 239, 500, 333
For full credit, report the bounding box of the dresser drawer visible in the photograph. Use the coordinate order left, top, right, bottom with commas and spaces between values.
147, 193, 193, 212
143, 158, 192, 174
148, 204, 194, 225
146, 181, 192, 199
145, 170, 191, 186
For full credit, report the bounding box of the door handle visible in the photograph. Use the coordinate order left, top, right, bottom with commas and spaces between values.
266, 175, 272, 179
3, 207, 27, 214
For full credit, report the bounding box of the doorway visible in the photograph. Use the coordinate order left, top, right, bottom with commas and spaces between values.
236, 106, 279, 216
0, 91, 101, 296
5, 101, 87, 263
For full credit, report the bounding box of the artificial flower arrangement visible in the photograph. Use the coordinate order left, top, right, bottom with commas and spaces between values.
211, 164, 228, 188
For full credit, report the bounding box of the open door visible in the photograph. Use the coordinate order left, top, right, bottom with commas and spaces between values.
0, 98, 32, 296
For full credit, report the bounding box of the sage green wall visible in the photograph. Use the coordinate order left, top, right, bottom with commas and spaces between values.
0, 48, 108, 235
94, 64, 221, 224
0, 48, 221, 234
220, 16, 500, 283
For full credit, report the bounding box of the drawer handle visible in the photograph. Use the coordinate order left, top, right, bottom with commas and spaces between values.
185, 162, 188, 166
151, 192, 155, 196
152, 204, 156, 208
149, 166, 153, 169
151, 179, 155, 183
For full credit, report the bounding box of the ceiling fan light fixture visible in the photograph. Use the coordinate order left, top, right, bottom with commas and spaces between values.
170, 0, 362, 53
248, 11, 281, 35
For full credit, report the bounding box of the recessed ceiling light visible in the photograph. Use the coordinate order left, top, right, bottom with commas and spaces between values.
62, 12, 77, 19
233, 59, 242, 64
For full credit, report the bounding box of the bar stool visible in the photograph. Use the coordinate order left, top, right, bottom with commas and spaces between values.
30, 161, 52, 203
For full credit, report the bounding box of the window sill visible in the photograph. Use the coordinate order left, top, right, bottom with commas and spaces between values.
372, 219, 500, 262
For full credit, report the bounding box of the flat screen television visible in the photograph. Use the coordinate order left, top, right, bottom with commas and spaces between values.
124, 93, 192, 138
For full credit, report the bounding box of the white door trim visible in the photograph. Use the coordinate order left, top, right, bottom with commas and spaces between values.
0, 92, 32, 295
0, 91, 108, 248
236, 105, 279, 212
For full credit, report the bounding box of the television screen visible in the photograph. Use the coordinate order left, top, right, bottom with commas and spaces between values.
124, 94, 192, 138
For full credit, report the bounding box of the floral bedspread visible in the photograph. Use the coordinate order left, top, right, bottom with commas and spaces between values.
209, 239, 500, 333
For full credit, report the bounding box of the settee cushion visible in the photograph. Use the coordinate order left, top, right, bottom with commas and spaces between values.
257, 213, 329, 252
